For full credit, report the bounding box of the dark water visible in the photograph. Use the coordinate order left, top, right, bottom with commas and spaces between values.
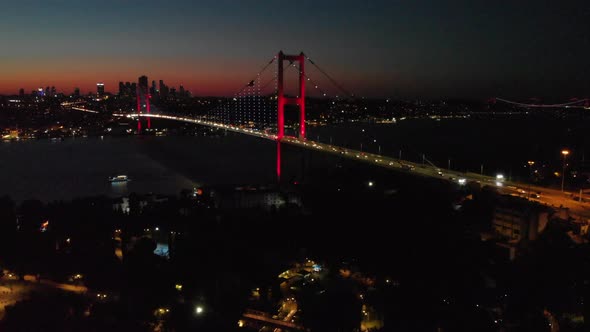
2, 115, 589, 201
308, 115, 590, 179
0, 134, 288, 202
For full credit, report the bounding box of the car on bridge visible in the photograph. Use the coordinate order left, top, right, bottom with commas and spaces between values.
401, 164, 415, 171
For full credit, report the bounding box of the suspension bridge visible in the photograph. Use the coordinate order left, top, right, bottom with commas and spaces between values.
71, 50, 590, 221
493, 97, 590, 109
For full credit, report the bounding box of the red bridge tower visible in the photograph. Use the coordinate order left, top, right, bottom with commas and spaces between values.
277, 51, 305, 140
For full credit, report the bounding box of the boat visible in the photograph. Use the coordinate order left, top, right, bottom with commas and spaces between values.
109, 175, 130, 183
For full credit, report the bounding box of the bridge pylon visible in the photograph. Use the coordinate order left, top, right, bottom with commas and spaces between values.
136, 83, 151, 133
277, 51, 305, 141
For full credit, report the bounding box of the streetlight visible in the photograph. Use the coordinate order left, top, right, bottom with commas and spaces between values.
561, 150, 570, 192
195, 305, 204, 315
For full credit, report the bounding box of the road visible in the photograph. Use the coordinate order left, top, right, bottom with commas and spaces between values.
281, 137, 590, 221
114, 113, 590, 221
242, 309, 306, 331
0, 272, 89, 320
22, 275, 87, 293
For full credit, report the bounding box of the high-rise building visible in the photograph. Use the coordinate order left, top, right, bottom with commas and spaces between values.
73, 87, 80, 97
159, 80, 169, 99
19, 88, 24, 97
97, 82, 105, 96
138, 75, 149, 111
150, 80, 157, 96
138, 76, 148, 91
50, 86, 56, 97
179, 84, 185, 98
119, 82, 125, 96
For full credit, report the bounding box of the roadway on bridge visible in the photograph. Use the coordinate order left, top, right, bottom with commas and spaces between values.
117, 113, 590, 221
284, 137, 590, 221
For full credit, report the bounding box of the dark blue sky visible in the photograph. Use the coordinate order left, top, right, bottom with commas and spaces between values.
1, 0, 589, 99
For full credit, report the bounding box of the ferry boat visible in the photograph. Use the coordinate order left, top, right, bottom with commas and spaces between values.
109, 175, 129, 183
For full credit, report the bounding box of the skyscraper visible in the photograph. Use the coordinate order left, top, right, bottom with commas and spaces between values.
137, 75, 150, 129
151, 80, 157, 96
19, 88, 24, 97
97, 82, 105, 96
138, 76, 148, 92
73, 87, 80, 97
119, 82, 125, 96
159, 80, 169, 99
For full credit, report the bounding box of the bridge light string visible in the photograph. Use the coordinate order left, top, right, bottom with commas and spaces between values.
250, 81, 254, 127
245, 84, 248, 126
232, 61, 279, 131
301, 70, 352, 119
201, 56, 277, 129
206, 54, 299, 136
250, 82, 254, 127
255, 73, 260, 128
240, 89, 244, 126
242, 86, 246, 126
257, 72, 261, 128
304, 53, 355, 99
495, 97, 590, 109
247, 85, 250, 125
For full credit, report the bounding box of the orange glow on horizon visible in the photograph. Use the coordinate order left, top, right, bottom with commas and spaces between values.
0, 57, 276, 96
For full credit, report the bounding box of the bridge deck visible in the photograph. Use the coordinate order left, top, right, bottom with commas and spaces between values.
114, 113, 590, 221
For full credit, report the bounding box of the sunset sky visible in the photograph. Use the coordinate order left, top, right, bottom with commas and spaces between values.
1, 0, 589, 99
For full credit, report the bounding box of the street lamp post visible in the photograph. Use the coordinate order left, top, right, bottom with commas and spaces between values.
561, 150, 570, 192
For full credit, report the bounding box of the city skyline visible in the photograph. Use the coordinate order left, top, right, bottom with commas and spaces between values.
11, 77, 189, 97
1, 1, 589, 99
2, 2, 590, 330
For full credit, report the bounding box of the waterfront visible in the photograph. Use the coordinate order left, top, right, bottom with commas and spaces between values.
0, 134, 281, 201
308, 115, 590, 182
1, 115, 589, 202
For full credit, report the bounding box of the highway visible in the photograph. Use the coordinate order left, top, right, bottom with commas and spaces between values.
115, 113, 590, 221
287, 137, 590, 221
